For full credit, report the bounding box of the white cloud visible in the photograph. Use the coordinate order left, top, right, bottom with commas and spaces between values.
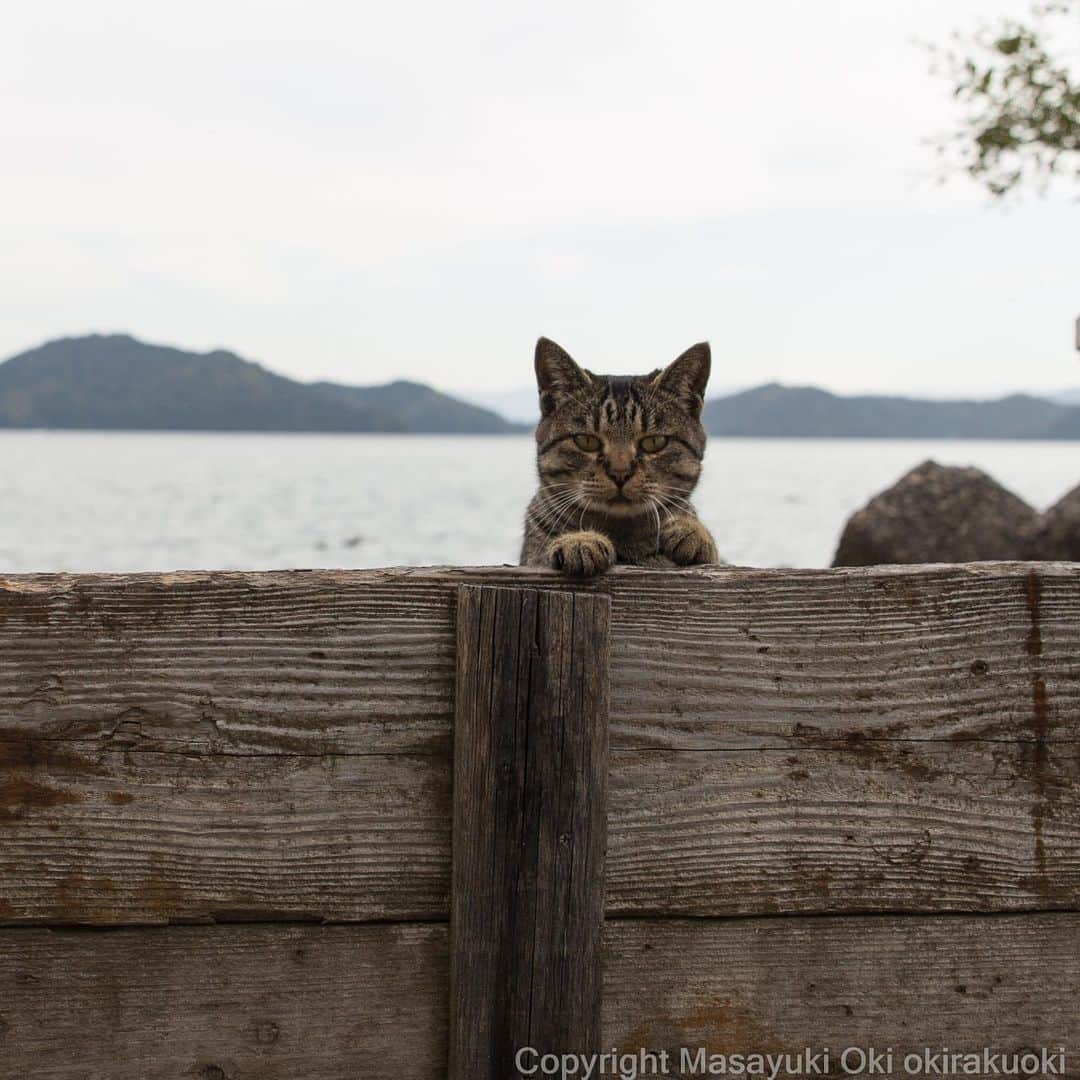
1, 0, 1075, 397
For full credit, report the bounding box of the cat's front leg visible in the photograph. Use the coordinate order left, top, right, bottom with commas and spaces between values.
545, 530, 617, 578
659, 514, 719, 566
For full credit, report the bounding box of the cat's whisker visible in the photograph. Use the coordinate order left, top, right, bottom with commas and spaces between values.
654, 491, 694, 516
648, 497, 662, 552
544, 503, 579, 536
537, 485, 581, 511
537, 486, 578, 510
540, 490, 579, 514
652, 493, 688, 523
546, 489, 586, 536
551, 504, 581, 536
533, 498, 584, 542
533, 496, 576, 527
643, 489, 670, 512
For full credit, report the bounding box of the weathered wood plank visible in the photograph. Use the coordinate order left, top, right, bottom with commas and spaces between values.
0, 742, 450, 924
0, 923, 448, 1080
603, 913, 1080, 1071
2, 735, 1078, 924
608, 562, 1077, 751
2, 563, 1078, 924
450, 586, 609, 1078
1, 563, 1076, 754
606, 742, 1080, 915
2, 913, 1076, 1078
3, 737, 1078, 924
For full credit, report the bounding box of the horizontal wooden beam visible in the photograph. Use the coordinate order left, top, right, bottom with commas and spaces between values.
2, 563, 1074, 754
2, 911, 1076, 1077
0, 923, 448, 1080
0, 744, 450, 925
601, 912, 1080, 1059
2, 564, 1076, 924
607, 740, 1080, 916
2, 735, 1077, 924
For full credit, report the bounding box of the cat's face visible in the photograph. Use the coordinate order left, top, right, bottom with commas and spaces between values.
533, 338, 710, 518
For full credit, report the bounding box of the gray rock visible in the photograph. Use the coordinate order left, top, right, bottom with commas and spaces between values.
1030, 483, 1080, 560
832, 459, 1038, 567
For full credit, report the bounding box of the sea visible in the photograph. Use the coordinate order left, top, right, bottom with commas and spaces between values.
1, 431, 1076, 573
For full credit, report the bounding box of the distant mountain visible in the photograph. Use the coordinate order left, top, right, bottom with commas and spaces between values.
0, 335, 523, 433
1051, 389, 1080, 406
3, 336, 1077, 438
314, 379, 521, 434
703, 383, 1080, 439
459, 380, 1080, 438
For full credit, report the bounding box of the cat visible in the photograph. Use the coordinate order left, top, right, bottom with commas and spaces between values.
521, 337, 719, 577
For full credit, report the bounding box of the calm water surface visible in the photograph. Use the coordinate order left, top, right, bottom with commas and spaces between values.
1, 432, 1076, 573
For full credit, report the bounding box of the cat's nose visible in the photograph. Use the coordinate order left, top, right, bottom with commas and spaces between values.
605, 459, 635, 486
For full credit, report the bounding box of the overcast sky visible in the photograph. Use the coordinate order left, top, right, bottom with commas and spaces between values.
3, 0, 1077, 400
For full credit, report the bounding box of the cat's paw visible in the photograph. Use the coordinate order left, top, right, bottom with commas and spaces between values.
546, 530, 617, 578
659, 515, 718, 566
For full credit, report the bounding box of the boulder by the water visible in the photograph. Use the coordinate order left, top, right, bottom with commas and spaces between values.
1030, 483, 1080, 561
832, 460, 1038, 567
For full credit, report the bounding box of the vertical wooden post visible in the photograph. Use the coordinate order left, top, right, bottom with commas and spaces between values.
450, 585, 610, 1080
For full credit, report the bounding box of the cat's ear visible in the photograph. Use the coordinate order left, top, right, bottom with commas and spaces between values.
535, 337, 591, 414
653, 342, 710, 418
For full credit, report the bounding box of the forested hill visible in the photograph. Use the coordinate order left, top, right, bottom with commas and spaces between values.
2, 336, 1076, 437
703, 383, 1080, 439
0, 335, 524, 433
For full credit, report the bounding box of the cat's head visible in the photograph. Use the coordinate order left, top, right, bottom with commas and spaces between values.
533, 337, 710, 517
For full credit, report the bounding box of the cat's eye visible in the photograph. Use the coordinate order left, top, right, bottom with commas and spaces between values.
639, 435, 669, 453
573, 434, 602, 452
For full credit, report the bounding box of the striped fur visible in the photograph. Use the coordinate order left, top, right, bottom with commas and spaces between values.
521, 337, 719, 577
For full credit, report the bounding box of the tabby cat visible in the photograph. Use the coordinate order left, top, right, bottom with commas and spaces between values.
521, 337, 719, 577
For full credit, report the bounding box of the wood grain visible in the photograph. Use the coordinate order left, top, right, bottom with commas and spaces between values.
1, 563, 1075, 754
450, 586, 609, 1078
606, 740, 1080, 915
2, 563, 1078, 924
2, 913, 1076, 1078
0, 922, 448, 1080
603, 913, 1080, 1069
0, 741, 450, 925
3, 736, 1076, 925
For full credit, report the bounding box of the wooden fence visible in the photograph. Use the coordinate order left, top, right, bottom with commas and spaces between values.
0, 562, 1077, 1078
